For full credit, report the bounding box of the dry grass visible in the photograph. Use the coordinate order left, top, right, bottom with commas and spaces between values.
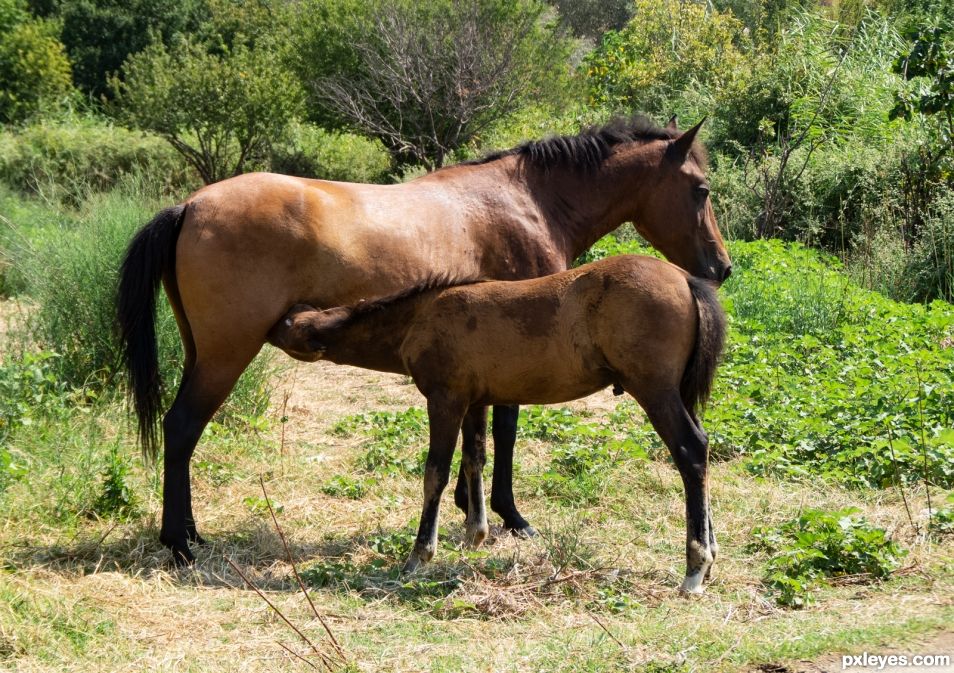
1, 359, 952, 672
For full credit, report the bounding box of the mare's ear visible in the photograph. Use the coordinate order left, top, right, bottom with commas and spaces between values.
666, 115, 678, 131
666, 118, 706, 164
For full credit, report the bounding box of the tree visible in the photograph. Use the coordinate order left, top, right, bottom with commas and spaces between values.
112, 38, 305, 184
584, 0, 752, 118
294, 0, 572, 169
889, 24, 954, 241
50, 0, 207, 98
0, 0, 73, 123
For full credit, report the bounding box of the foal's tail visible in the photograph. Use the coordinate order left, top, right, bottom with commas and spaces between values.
680, 277, 727, 414
116, 204, 186, 462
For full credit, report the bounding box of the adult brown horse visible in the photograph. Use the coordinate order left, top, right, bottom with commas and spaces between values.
117, 116, 731, 565
268, 254, 727, 593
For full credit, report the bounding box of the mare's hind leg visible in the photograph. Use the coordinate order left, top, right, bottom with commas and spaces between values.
160, 352, 258, 565
489, 405, 534, 536
639, 391, 714, 594
404, 394, 467, 573
460, 406, 489, 548
453, 405, 534, 536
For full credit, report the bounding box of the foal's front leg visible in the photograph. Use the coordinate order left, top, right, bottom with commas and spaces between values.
460, 406, 489, 548
404, 395, 468, 573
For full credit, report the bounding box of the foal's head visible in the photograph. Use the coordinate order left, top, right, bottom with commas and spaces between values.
624, 119, 732, 284
266, 304, 346, 362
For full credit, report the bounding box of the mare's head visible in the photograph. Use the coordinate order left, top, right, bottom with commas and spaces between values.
267, 304, 349, 362
626, 118, 731, 283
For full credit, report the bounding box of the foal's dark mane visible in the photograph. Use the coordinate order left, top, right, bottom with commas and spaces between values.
465, 115, 707, 173
337, 275, 484, 326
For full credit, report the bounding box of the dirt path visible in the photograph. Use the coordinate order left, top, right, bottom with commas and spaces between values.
795, 630, 954, 673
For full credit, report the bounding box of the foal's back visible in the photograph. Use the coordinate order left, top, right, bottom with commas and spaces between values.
402, 255, 697, 405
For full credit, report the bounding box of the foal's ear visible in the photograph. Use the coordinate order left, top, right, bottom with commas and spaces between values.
666, 118, 706, 164
666, 115, 678, 131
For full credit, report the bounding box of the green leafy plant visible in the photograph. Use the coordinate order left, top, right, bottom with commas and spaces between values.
89, 444, 138, 519
753, 508, 906, 607
321, 475, 369, 500
335, 408, 429, 475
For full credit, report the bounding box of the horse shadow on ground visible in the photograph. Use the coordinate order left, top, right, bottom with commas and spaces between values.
2, 515, 667, 615
0, 518, 560, 608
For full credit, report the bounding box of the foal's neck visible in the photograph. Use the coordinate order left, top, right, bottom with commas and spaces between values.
319, 295, 426, 375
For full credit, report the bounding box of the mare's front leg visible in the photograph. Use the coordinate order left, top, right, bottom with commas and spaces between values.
404, 394, 468, 573
460, 406, 489, 548
642, 392, 715, 594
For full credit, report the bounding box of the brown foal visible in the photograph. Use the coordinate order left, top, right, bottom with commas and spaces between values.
268, 254, 727, 593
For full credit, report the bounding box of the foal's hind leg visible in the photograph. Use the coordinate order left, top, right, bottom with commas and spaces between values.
689, 410, 718, 576
639, 391, 714, 594
160, 352, 258, 565
459, 406, 489, 548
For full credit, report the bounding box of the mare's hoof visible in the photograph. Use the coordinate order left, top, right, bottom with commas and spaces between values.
464, 523, 489, 549
509, 525, 536, 539
169, 545, 196, 567
402, 555, 422, 574
188, 531, 208, 546
161, 534, 196, 567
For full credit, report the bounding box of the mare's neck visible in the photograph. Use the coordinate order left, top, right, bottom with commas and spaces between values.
506, 146, 657, 263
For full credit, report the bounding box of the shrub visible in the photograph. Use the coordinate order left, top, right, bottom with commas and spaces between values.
0, 117, 197, 202
0, 350, 70, 492
88, 443, 139, 519
268, 123, 392, 184
753, 508, 906, 607
0, 3, 73, 123
906, 191, 954, 302
113, 37, 305, 183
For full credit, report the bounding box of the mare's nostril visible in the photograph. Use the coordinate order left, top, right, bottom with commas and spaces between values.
722, 265, 733, 281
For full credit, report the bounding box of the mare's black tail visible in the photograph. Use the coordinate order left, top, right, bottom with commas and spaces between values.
116, 205, 186, 462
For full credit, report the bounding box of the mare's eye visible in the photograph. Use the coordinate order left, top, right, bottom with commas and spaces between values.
696, 184, 710, 200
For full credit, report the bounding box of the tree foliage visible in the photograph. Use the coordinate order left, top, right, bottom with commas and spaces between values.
891, 25, 954, 150
0, 0, 73, 124
293, 0, 572, 168
584, 0, 752, 117
51, 0, 207, 98
112, 38, 305, 184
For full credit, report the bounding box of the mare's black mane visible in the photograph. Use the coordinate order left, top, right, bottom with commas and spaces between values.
465, 115, 704, 173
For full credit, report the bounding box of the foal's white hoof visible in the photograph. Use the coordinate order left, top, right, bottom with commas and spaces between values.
465, 523, 489, 549
679, 571, 706, 595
